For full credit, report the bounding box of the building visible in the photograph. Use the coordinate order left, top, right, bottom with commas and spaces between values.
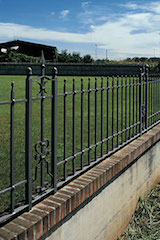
0, 40, 57, 60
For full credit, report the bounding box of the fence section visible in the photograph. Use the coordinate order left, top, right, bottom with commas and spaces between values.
0, 61, 160, 225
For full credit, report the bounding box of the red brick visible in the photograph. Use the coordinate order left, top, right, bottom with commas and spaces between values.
64, 186, 81, 208
68, 183, 85, 203
82, 175, 97, 193
35, 203, 54, 213
91, 168, 105, 187
54, 193, 71, 214
95, 166, 107, 185
4, 222, 26, 239
22, 212, 41, 223
13, 217, 34, 240
58, 189, 76, 211
35, 220, 42, 240
48, 196, 66, 220
49, 210, 55, 229
80, 176, 94, 196
42, 199, 60, 224
113, 151, 129, 169
87, 172, 100, 191
0, 228, 16, 240
107, 158, 119, 176
77, 177, 93, 197
73, 179, 89, 201
21, 213, 42, 240
100, 162, 113, 182
31, 209, 49, 235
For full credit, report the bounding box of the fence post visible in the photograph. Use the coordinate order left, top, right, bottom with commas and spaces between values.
51, 67, 58, 193
10, 82, 15, 213
145, 65, 149, 129
25, 67, 32, 210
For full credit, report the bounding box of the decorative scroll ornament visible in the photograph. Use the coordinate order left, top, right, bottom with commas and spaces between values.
37, 81, 48, 95
33, 138, 53, 193
32, 51, 55, 193
35, 138, 49, 161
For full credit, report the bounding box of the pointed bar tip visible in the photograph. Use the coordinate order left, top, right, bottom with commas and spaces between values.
40, 50, 46, 65
11, 82, 15, 88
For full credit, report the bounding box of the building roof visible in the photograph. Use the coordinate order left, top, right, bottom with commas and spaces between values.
0, 40, 56, 60
0, 40, 56, 50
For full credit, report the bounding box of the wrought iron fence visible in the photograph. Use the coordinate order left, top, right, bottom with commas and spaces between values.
0, 57, 160, 225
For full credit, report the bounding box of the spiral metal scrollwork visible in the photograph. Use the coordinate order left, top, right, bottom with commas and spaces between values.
33, 138, 53, 193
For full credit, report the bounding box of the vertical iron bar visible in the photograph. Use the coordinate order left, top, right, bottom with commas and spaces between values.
145, 65, 148, 129
156, 74, 158, 121
125, 76, 127, 141
101, 77, 104, 157
152, 76, 153, 125
132, 76, 135, 137
121, 76, 123, 145
112, 76, 114, 150
139, 68, 143, 134
116, 76, 119, 147
51, 67, 58, 192
155, 76, 157, 122
81, 78, 84, 169
106, 77, 109, 153
155, 75, 156, 121
151, 75, 153, 125
72, 78, 76, 174
88, 78, 91, 165
148, 74, 150, 127
158, 78, 160, 120
136, 75, 138, 134
153, 75, 155, 123
25, 67, 32, 210
40, 63, 45, 189
64, 79, 67, 180
95, 77, 97, 160
10, 82, 15, 213
129, 76, 131, 139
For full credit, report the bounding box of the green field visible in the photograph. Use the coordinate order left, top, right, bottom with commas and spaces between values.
0, 74, 151, 214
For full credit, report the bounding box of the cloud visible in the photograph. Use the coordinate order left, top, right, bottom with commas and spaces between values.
123, 1, 160, 13
78, 3, 112, 26
81, 1, 91, 8
96, 16, 108, 21
123, 3, 140, 10
0, 22, 91, 43
60, 10, 69, 18
1, 1, 160, 59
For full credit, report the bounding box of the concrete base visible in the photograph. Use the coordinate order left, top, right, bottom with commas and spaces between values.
47, 143, 160, 240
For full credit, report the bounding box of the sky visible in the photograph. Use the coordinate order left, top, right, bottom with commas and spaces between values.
0, 0, 160, 59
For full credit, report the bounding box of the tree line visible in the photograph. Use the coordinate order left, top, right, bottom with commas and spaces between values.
0, 48, 94, 63
1, 48, 160, 66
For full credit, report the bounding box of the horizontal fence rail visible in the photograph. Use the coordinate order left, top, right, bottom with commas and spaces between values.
0, 59, 160, 226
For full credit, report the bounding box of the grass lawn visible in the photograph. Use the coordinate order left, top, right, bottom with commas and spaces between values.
0, 73, 157, 215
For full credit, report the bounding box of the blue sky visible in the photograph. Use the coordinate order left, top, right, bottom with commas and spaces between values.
0, 0, 160, 59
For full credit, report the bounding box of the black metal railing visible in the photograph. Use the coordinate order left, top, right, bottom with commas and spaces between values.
0, 58, 160, 225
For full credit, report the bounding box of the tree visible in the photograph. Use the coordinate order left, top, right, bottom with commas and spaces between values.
83, 54, 94, 63
58, 50, 69, 62
70, 52, 82, 63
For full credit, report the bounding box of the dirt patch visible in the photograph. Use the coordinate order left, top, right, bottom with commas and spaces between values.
119, 182, 160, 240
